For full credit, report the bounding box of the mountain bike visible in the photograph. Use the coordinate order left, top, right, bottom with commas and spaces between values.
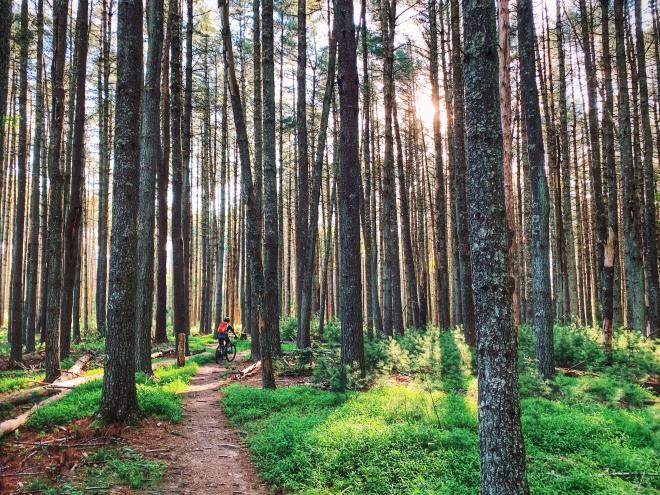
215, 340, 237, 363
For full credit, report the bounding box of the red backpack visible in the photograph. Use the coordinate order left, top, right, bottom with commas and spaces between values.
217, 322, 229, 335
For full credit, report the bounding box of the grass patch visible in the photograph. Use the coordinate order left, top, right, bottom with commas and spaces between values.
223, 326, 659, 495
0, 369, 45, 394
27, 360, 204, 428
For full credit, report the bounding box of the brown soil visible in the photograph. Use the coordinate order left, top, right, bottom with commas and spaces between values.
124, 357, 270, 495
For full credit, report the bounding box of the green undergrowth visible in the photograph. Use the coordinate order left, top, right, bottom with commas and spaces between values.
27, 354, 213, 429
20, 446, 165, 495
223, 325, 659, 495
0, 369, 45, 394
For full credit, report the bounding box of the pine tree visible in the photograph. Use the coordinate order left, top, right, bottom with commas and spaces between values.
136, 0, 165, 373
336, 0, 364, 371
100, 0, 143, 422
462, 0, 529, 490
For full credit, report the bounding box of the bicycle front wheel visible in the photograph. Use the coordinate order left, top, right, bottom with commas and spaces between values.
226, 343, 237, 362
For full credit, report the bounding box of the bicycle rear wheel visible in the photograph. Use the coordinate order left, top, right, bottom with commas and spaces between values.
215, 345, 222, 364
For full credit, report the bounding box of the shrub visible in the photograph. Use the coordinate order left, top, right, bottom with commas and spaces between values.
223, 382, 659, 494
280, 316, 297, 341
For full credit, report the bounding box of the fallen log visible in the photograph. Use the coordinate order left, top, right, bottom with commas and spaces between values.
0, 387, 58, 408
150, 348, 175, 359
236, 361, 261, 379
151, 347, 206, 359
57, 352, 95, 383
0, 388, 74, 438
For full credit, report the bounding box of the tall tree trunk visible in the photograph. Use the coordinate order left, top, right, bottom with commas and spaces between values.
600, 0, 619, 347
251, 0, 263, 357
393, 101, 419, 328
219, 0, 275, 387
361, 2, 382, 336
0, 0, 11, 274
578, 0, 607, 330
634, 0, 659, 335
380, 0, 404, 336
451, 0, 476, 345
614, 0, 645, 331
9, 0, 29, 362
136, 0, 164, 373
262, 0, 279, 385
300, 21, 337, 345
99, 0, 143, 422
518, 0, 554, 379
96, 0, 112, 337
556, 3, 578, 322
25, 0, 45, 353
170, 0, 186, 361
182, 0, 193, 349
428, 0, 450, 330
156, 5, 171, 344
336, 0, 364, 372
296, 0, 311, 348
462, 0, 530, 491
60, 0, 89, 358
215, 76, 228, 329
45, 0, 69, 382
497, 0, 518, 329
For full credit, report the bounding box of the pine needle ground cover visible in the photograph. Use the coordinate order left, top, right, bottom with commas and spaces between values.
222, 326, 659, 495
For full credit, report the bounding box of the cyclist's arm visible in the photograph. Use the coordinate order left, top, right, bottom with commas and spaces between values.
229, 325, 238, 338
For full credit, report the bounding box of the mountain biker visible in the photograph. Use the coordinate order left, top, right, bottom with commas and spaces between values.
216, 317, 237, 351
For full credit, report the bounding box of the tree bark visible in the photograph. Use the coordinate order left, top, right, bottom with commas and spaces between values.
518, 0, 554, 379
9, 0, 29, 363
262, 0, 279, 386
393, 101, 419, 328
634, 0, 659, 335
170, 0, 187, 358
462, 0, 530, 491
136, 0, 164, 373
614, 0, 645, 331
600, 0, 619, 347
25, 0, 45, 353
219, 0, 275, 388
251, 0, 264, 356
497, 0, 518, 330
44, 0, 69, 382
300, 22, 337, 345
100, 0, 143, 422
96, 0, 112, 337
451, 0, 476, 345
60, 0, 90, 358
336, 0, 364, 371
428, 0, 450, 330
156, 5, 171, 344
296, 0, 311, 348
380, 0, 404, 336
556, 3, 578, 322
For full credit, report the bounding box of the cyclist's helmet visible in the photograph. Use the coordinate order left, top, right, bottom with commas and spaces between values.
224, 316, 230, 323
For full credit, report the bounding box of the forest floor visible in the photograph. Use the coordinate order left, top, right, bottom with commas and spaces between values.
1, 323, 658, 494
125, 356, 269, 494
0, 345, 276, 494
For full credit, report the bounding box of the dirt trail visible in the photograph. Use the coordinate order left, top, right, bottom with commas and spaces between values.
127, 357, 269, 495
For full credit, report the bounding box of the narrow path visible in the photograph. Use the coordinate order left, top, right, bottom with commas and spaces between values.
126, 356, 269, 494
